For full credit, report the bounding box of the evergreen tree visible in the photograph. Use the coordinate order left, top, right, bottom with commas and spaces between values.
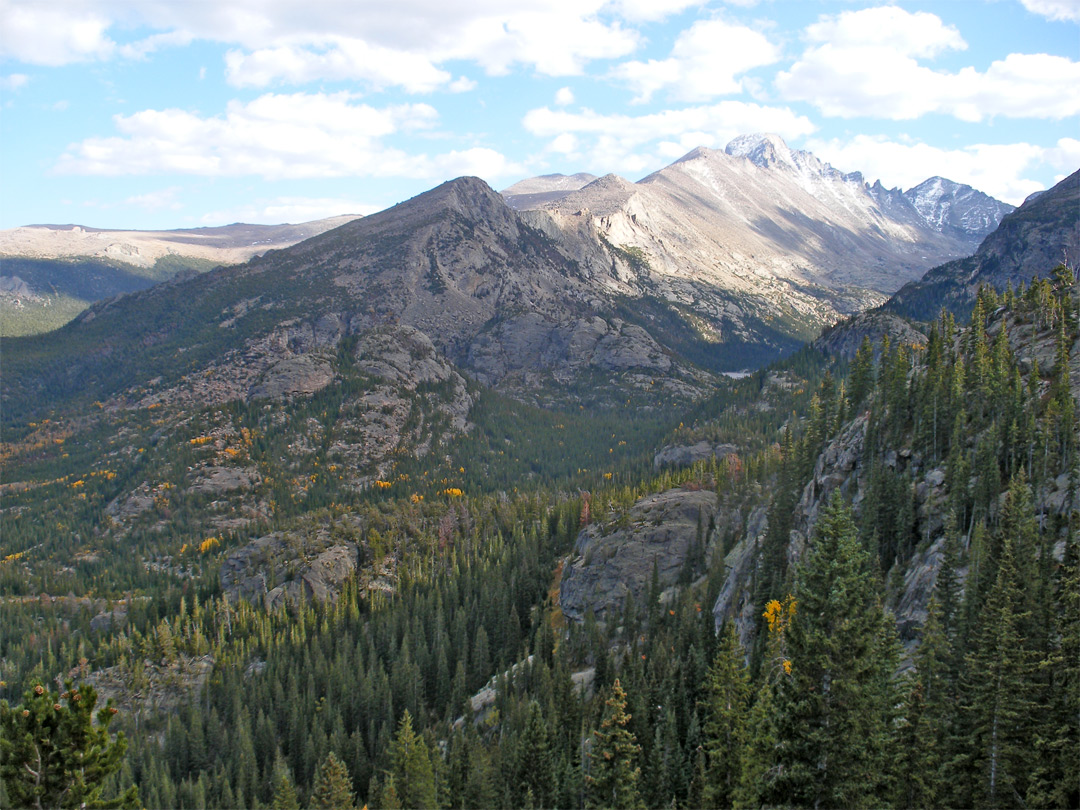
586, 679, 644, 810
962, 531, 1037, 808
311, 751, 355, 810
700, 623, 750, 809
761, 492, 891, 809
270, 754, 300, 810
516, 701, 556, 809
388, 710, 436, 810
0, 682, 138, 810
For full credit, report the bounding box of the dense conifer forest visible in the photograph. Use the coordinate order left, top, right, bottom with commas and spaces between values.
2, 272, 1078, 809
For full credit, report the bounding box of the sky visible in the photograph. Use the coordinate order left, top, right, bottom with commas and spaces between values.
1, 0, 1078, 231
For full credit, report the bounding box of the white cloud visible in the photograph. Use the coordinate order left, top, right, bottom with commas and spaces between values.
803, 133, 1078, 204
555, 86, 575, 106
802, 6, 966, 58
449, 76, 477, 93
0, 4, 115, 65
524, 101, 815, 174
778, 6, 1080, 121
201, 196, 382, 226
611, 19, 780, 103
118, 29, 193, 60
1, 73, 29, 90
1020, 0, 1080, 22
609, 0, 704, 23
55, 91, 521, 181
2, 1, 641, 88
125, 186, 183, 211
224, 40, 452, 92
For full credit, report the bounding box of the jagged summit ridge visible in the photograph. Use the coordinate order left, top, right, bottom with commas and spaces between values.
903, 176, 1015, 238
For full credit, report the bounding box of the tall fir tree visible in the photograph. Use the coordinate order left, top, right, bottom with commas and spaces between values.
700, 622, 750, 809
388, 710, 437, 810
311, 751, 355, 810
961, 530, 1036, 808
760, 492, 893, 809
586, 679, 644, 810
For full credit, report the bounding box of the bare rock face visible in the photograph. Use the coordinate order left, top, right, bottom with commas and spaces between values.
560, 487, 716, 622
220, 531, 362, 610
815, 311, 927, 360
654, 441, 737, 470
86, 654, 214, 716
465, 314, 671, 385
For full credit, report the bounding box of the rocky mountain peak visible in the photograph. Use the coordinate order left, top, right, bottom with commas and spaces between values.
903, 176, 1015, 239
724, 133, 798, 170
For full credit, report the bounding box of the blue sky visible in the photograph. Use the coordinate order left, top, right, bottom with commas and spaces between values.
1, 0, 1077, 230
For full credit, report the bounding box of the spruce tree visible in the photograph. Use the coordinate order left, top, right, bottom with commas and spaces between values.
516, 701, 556, 809
586, 679, 644, 810
761, 492, 891, 809
270, 754, 300, 810
311, 751, 355, 810
962, 531, 1036, 808
700, 622, 750, 809
388, 710, 436, 810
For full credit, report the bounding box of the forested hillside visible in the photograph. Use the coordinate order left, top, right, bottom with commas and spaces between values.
2, 266, 1076, 809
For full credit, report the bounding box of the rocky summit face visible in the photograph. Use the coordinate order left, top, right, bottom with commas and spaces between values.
886, 169, 1079, 319
510, 133, 1009, 360
902, 176, 1015, 240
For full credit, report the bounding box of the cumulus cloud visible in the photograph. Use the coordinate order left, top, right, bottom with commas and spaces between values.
804, 133, 1078, 205
777, 6, 1080, 121
224, 41, 452, 92
55, 91, 522, 181
611, 18, 780, 102
524, 101, 815, 174
3, 0, 641, 89
1020, 0, 1080, 22
555, 87, 575, 106
0, 5, 115, 65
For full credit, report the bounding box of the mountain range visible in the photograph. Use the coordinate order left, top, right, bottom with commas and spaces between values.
1, 134, 1077, 810
0, 216, 361, 337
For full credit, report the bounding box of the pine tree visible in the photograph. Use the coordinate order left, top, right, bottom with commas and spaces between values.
962, 531, 1036, 808
388, 710, 436, 810
311, 751, 355, 810
270, 753, 300, 810
0, 682, 139, 810
586, 679, 644, 810
512, 700, 555, 808
761, 492, 891, 809
700, 622, 750, 809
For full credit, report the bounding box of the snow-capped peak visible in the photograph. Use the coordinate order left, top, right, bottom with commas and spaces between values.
724, 133, 798, 171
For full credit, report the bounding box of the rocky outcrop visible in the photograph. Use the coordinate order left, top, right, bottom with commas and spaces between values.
815, 311, 926, 360
560, 487, 716, 622
653, 441, 737, 470
220, 531, 362, 609
86, 654, 214, 716
466, 314, 672, 386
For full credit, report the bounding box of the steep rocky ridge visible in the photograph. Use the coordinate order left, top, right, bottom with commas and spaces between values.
903, 176, 1015, 240
517, 135, 1002, 361
886, 169, 1080, 320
